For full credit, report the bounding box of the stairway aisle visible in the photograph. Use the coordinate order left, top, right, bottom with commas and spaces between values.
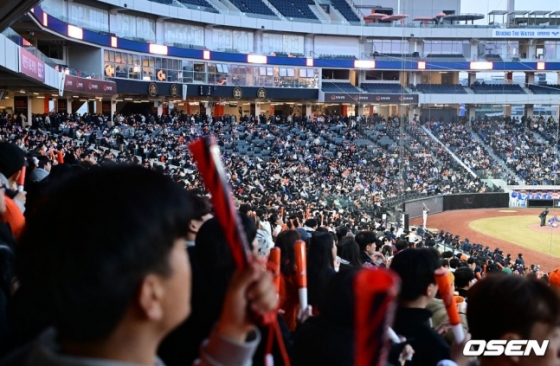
469, 131, 522, 183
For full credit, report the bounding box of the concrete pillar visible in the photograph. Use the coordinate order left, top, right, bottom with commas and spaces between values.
468, 106, 476, 121
408, 38, 417, 54
255, 101, 261, 116
408, 71, 418, 86
504, 72, 512, 85
96, 100, 102, 114
111, 96, 117, 117
526, 72, 535, 87
525, 104, 534, 118
26, 96, 32, 127
205, 102, 212, 117
468, 72, 477, 86
528, 42, 537, 60
470, 40, 479, 60
255, 31, 263, 54
204, 26, 213, 51
504, 104, 512, 117
67, 98, 73, 114
357, 104, 364, 116
407, 106, 416, 123
304, 35, 314, 57
155, 100, 163, 116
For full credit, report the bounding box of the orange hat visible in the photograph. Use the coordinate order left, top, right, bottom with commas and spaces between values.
549, 268, 560, 289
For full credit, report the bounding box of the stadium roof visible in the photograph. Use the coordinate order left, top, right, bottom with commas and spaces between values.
488, 10, 508, 15
509, 11, 530, 16
443, 14, 485, 22
529, 11, 551, 16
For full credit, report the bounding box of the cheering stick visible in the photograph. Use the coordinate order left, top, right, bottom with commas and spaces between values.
294, 240, 308, 310
268, 247, 281, 297
434, 268, 464, 343
57, 151, 64, 164
354, 268, 401, 366
189, 135, 251, 270
190, 136, 290, 366
17, 166, 26, 192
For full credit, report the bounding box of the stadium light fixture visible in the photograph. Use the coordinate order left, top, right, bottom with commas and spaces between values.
247, 54, 267, 64
470, 61, 493, 70
68, 25, 83, 40
354, 60, 376, 69
111, 36, 118, 48
42, 13, 48, 27
203, 50, 210, 60
417, 61, 426, 70
149, 44, 168, 55
537, 62, 545, 70
306, 58, 314, 67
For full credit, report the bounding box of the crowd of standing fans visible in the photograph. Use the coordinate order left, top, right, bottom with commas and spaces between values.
0, 110, 558, 365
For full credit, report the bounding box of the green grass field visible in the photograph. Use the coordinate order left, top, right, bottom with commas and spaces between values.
469, 215, 560, 258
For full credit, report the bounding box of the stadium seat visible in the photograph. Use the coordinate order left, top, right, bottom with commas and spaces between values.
360, 83, 408, 94
177, 0, 218, 12
321, 82, 360, 93
329, 0, 361, 23
227, 0, 277, 17
268, 0, 318, 20
416, 84, 467, 94
470, 84, 526, 94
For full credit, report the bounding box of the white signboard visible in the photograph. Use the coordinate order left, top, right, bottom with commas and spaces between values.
492, 29, 560, 39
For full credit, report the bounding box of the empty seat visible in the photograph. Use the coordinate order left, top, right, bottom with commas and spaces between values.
471, 84, 525, 94
177, 0, 218, 12
360, 83, 408, 94
415, 84, 467, 94
268, 0, 318, 20
321, 82, 360, 93
227, 0, 277, 17
528, 84, 560, 94
329, 0, 361, 23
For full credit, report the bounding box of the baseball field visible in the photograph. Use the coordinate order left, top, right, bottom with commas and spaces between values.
409, 208, 560, 271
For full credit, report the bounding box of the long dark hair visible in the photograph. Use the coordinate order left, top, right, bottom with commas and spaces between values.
275, 230, 301, 276
307, 232, 335, 309
337, 237, 363, 267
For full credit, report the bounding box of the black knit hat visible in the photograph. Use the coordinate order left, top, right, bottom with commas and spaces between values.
0, 142, 25, 178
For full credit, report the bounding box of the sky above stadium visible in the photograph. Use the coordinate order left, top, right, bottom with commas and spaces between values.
462, 0, 560, 23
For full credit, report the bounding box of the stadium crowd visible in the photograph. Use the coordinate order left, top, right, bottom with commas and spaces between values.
0, 110, 558, 366
472, 116, 560, 185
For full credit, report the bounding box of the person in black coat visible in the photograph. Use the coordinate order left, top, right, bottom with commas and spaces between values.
390, 248, 451, 366
292, 268, 411, 366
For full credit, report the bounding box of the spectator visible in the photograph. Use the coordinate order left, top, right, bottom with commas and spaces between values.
0, 142, 26, 240
337, 237, 363, 269
355, 230, 376, 266
454, 267, 475, 299
3, 166, 276, 365
184, 192, 213, 248
390, 248, 451, 365
468, 274, 560, 366
307, 232, 337, 313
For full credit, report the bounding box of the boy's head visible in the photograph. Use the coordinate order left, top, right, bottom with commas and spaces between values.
390, 248, 440, 306
18, 166, 193, 343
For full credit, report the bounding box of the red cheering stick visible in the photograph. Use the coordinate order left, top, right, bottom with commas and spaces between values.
189, 136, 252, 270
434, 268, 465, 342
57, 151, 64, 164
294, 240, 308, 310
268, 247, 281, 297
190, 136, 290, 366
354, 268, 400, 366
17, 166, 26, 192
